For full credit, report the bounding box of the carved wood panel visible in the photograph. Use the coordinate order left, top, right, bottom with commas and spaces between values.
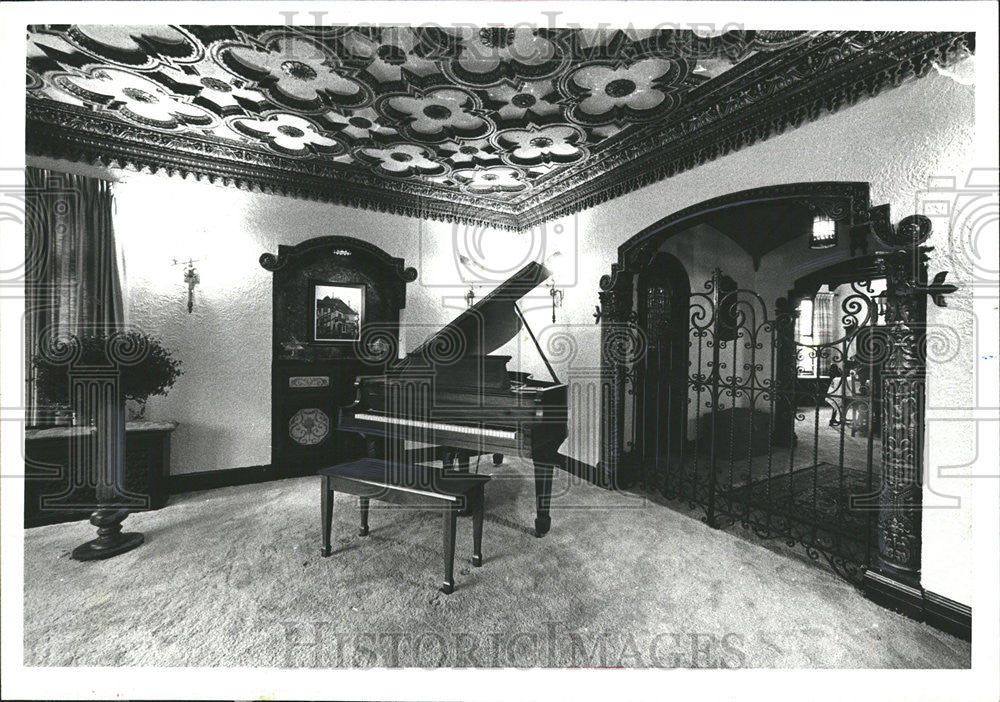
260, 236, 416, 473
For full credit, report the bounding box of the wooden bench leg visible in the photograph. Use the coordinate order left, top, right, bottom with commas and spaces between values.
471, 488, 484, 567
321, 476, 333, 557
441, 505, 457, 594
358, 497, 370, 536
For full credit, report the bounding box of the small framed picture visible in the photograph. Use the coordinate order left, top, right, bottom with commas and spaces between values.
310, 281, 365, 342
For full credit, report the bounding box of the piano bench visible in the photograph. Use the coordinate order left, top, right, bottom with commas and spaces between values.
318, 459, 491, 594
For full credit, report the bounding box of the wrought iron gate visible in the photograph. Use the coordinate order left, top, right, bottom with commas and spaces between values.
631, 268, 886, 582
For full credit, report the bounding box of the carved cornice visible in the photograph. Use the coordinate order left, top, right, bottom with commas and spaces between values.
259, 235, 418, 282
517, 31, 972, 228
27, 100, 521, 230
26, 29, 973, 230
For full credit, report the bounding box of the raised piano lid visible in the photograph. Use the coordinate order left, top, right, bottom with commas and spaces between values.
408, 260, 552, 360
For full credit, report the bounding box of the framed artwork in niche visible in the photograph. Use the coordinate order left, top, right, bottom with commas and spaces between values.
310, 281, 365, 342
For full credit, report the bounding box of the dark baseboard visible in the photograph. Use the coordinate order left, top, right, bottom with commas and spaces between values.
862, 569, 925, 620
168, 463, 316, 495
924, 590, 972, 641
862, 569, 971, 641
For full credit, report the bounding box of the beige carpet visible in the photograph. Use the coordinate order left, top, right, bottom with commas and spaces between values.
23, 459, 970, 668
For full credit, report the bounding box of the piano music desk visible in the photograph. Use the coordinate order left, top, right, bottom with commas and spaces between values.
318, 459, 490, 594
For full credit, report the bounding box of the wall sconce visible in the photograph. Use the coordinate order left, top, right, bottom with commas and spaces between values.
172, 258, 200, 313
810, 214, 837, 249
547, 280, 564, 323
544, 251, 568, 324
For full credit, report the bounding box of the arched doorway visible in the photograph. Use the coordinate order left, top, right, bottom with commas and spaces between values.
595, 182, 954, 593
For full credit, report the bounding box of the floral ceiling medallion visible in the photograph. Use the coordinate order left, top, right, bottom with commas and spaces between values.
26, 25, 974, 229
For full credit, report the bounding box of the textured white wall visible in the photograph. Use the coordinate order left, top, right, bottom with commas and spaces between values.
106, 176, 535, 475
29, 60, 977, 605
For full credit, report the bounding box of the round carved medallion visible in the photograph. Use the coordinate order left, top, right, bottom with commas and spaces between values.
511, 93, 538, 108
200, 77, 232, 92
280, 60, 318, 81
479, 28, 515, 49
604, 79, 637, 98
376, 44, 406, 65
277, 125, 306, 138
289, 408, 330, 445
122, 87, 159, 103
890, 214, 933, 246
422, 104, 453, 120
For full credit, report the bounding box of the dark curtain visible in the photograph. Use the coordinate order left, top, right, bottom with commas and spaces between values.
25, 167, 124, 426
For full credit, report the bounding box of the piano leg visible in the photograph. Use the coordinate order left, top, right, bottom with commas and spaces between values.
492, 453, 503, 466
533, 460, 554, 537
456, 452, 470, 473
442, 449, 456, 472
358, 497, 370, 537
441, 505, 457, 594
471, 488, 484, 567
321, 476, 333, 557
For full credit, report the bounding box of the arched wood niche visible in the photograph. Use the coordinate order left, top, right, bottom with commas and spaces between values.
260, 236, 417, 474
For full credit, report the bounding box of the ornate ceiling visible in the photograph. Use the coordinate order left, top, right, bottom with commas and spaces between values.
26, 26, 972, 229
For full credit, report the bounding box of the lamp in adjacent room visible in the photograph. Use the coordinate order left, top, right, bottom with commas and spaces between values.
810, 214, 837, 249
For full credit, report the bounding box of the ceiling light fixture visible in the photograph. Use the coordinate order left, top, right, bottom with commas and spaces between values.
810, 214, 837, 250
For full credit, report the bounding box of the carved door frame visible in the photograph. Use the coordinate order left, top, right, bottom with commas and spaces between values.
635, 252, 690, 489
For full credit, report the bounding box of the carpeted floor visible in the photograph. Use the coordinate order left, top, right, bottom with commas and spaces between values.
23, 458, 970, 668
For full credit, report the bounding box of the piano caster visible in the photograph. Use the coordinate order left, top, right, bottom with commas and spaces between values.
440, 581, 455, 595
358, 526, 369, 537
534, 516, 551, 538
492, 453, 503, 465
471, 555, 483, 568
321, 546, 332, 558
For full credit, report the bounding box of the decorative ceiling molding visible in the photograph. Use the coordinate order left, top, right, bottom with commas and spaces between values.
26, 26, 973, 230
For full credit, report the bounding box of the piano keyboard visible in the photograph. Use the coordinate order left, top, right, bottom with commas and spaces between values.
353, 413, 518, 441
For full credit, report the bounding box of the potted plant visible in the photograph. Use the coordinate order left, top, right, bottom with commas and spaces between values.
33, 330, 182, 423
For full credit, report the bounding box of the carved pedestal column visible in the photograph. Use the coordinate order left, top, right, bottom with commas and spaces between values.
874, 252, 926, 585
69, 369, 144, 561
597, 282, 633, 488
862, 242, 956, 617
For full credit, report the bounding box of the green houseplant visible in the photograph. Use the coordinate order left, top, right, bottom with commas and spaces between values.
33, 330, 182, 423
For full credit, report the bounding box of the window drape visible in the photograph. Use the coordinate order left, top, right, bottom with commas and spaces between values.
813, 291, 836, 376
24, 167, 125, 426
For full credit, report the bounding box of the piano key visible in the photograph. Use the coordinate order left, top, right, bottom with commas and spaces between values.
352, 413, 518, 441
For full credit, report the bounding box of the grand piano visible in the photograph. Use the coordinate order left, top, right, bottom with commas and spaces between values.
338, 261, 568, 537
